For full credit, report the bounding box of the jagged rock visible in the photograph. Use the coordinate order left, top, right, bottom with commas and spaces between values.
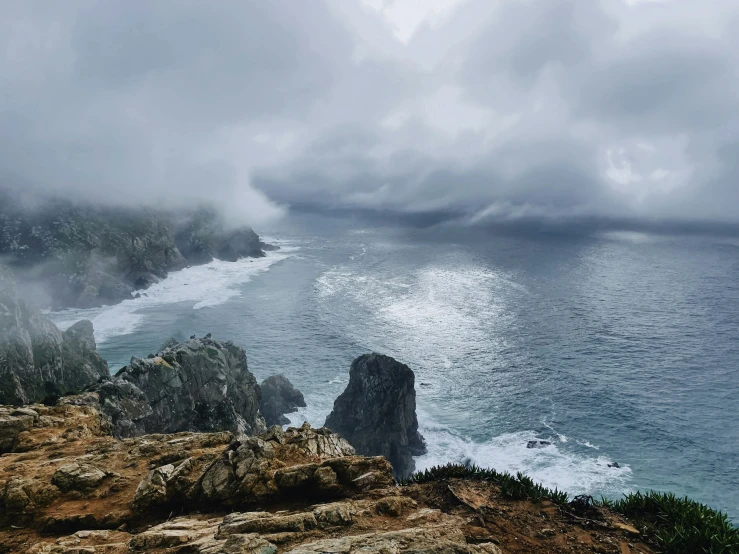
526, 440, 551, 449
126, 424, 390, 511
324, 354, 426, 478
97, 380, 152, 438
0, 265, 109, 405
112, 336, 265, 436
259, 375, 306, 426
51, 462, 109, 492
131, 458, 193, 512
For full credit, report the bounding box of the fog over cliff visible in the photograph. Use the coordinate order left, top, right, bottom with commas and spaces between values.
2, 0, 738, 229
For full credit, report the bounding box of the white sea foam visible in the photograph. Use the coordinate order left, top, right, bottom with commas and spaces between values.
414, 410, 632, 497
47, 249, 294, 343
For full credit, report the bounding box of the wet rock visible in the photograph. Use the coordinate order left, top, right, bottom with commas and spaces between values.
526, 440, 551, 449
259, 375, 306, 426
608, 461, 621, 468
324, 353, 426, 478
51, 462, 108, 492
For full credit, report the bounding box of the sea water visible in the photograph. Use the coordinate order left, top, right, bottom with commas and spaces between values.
48, 216, 739, 521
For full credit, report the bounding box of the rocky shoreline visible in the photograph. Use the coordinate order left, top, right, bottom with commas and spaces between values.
0, 257, 730, 553
0, 193, 273, 310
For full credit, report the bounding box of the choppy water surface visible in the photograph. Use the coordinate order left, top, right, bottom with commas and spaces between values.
49, 218, 739, 521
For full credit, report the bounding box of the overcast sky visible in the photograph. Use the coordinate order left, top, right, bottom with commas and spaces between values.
1, 0, 738, 227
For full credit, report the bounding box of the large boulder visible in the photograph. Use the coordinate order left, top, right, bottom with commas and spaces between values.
113, 336, 265, 436
0, 265, 109, 405
324, 354, 426, 478
260, 375, 306, 426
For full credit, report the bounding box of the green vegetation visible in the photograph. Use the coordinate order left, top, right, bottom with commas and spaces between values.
602, 490, 739, 554
399, 463, 739, 554
397, 463, 568, 504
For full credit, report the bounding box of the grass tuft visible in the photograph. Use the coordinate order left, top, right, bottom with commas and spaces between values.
600, 490, 739, 554
398, 463, 568, 504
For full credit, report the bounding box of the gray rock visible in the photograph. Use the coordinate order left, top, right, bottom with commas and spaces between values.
0, 265, 109, 405
324, 354, 426, 478
51, 462, 108, 492
97, 379, 152, 438
113, 336, 265, 436
259, 375, 306, 426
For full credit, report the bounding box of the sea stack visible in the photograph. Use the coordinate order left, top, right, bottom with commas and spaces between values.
325, 353, 427, 478
260, 374, 307, 426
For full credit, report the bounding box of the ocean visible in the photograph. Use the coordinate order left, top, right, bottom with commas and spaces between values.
48, 215, 739, 522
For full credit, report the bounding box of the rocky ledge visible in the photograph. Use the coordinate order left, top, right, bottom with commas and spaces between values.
0, 401, 655, 554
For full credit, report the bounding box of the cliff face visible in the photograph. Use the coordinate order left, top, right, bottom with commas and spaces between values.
0, 195, 269, 309
0, 266, 108, 407
325, 354, 427, 478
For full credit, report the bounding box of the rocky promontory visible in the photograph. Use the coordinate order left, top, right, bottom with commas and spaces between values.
0, 192, 273, 309
325, 354, 427, 478
0, 399, 658, 554
106, 335, 266, 437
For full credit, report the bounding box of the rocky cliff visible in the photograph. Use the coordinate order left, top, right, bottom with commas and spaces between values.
108, 335, 266, 437
0, 193, 271, 309
325, 354, 427, 478
0, 401, 657, 554
0, 266, 108, 407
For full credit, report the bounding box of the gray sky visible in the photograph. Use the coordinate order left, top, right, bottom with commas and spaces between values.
1, 0, 738, 227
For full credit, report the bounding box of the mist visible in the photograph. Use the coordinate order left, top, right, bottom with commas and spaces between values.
2, 0, 739, 230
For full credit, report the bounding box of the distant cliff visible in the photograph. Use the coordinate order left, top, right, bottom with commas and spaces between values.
0, 191, 272, 309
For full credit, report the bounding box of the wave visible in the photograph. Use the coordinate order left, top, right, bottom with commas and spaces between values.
47, 249, 295, 343
416, 410, 631, 497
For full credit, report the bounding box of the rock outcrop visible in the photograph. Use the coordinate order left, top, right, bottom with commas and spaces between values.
110, 335, 266, 437
0, 266, 109, 406
0, 399, 656, 554
324, 354, 427, 478
260, 374, 306, 426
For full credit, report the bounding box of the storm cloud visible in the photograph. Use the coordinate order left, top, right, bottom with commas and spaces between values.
1, 0, 738, 227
